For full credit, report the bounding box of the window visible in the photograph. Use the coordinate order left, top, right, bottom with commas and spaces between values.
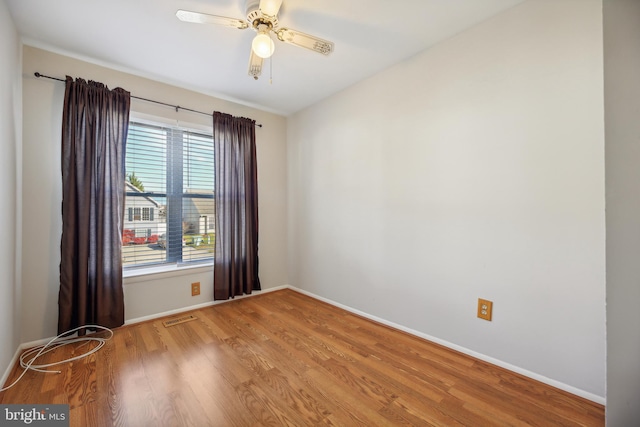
123, 120, 215, 268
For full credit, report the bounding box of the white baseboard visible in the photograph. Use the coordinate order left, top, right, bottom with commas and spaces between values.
125, 284, 290, 325
0, 346, 22, 391
19, 286, 291, 345
289, 286, 606, 406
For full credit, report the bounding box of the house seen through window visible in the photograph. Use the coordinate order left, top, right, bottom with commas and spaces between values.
123, 121, 215, 268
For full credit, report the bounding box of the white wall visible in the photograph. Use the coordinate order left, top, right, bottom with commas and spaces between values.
0, 0, 21, 384
288, 0, 605, 400
604, 0, 640, 424
20, 46, 288, 342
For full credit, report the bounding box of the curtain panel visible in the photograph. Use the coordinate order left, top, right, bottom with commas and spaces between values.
58, 76, 130, 334
213, 111, 260, 300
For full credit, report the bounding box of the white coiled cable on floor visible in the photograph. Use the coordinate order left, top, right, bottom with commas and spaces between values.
0, 325, 113, 392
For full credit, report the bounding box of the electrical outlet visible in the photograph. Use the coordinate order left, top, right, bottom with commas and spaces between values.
191, 282, 200, 296
477, 298, 493, 321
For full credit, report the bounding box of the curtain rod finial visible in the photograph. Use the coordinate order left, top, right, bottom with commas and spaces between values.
34, 72, 41, 78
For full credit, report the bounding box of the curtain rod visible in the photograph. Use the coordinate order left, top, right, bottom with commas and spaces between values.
34, 72, 263, 128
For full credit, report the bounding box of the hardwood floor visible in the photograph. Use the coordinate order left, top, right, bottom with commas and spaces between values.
1, 289, 604, 426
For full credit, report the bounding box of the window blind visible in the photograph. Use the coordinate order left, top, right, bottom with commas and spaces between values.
123, 121, 215, 268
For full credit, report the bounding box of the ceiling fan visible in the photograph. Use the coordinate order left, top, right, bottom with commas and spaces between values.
176, 0, 335, 80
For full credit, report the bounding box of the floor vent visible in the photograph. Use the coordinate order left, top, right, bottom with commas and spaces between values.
162, 315, 197, 327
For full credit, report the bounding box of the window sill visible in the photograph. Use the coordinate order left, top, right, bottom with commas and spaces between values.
123, 262, 213, 284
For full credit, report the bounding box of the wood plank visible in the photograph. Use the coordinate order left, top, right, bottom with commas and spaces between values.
0, 289, 604, 426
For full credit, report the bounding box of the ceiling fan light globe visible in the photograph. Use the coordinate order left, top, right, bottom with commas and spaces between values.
252, 33, 275, 58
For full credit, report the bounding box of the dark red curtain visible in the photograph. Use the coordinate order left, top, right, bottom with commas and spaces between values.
58, 76, 130, 334
213, 111, 260, 300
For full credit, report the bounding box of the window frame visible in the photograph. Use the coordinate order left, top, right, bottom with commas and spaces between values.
123, 113, 215, 277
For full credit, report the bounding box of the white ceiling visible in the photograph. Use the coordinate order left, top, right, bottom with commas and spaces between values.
5, 0, 525, 116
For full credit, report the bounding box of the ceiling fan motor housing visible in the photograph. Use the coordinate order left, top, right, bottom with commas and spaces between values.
246, 0, 279, 30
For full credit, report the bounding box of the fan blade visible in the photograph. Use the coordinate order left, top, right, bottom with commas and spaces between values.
259, 0, 283, 17
176, 10, 248, 29
276, 28, 334, 55
248, 50, 263, 80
